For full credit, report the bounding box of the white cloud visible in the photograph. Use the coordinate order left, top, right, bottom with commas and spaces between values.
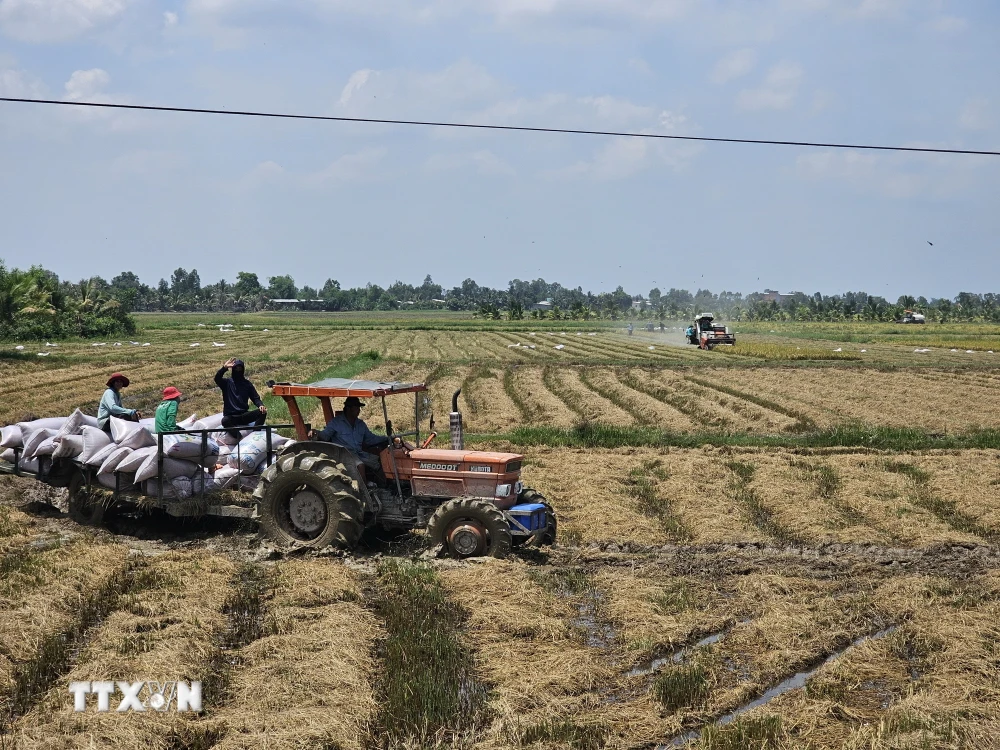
163, 10, 178, 27
336, 60, 511, 121
64, 68, 111, 100
0, 64, 44, 97
0, 0, 130, 43
111, 149, 186, 177
548, 110, 700, 181
303, 148, 388, 187
737, 61, 803, 111
959, 98, 993, 131
710, 48, 756, 85
796, 146, 987, 200
849, 0, 905, 19
424, 150, 515, 176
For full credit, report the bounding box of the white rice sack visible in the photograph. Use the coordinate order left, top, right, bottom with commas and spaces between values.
162, 433, 221, 462
110, 417, 150, 445
55, 408, 87, 438
134, 452, 200, 483
97, 473, 120, 489
98, 446, 133, 475
0, 425, 22, 448
139, 417, 156, 430
190, 471, 219, 495
52, 435, 85, 460
227, 432, 288, 474
19, 418, 67, 446
176, 414, 199, 430
109, 417, 155, 449
18, 456, 40, 473
213, 465, 240, 489
85, 442, 118, 468
78, 426, 112, 463
172, 477, 192, 499
117, 446, 156, 474
1, 448, 15, 463
213, 430, 245, 446
33, 436, 59, 457
199, 413, 225, 430
22, 428, 56, 459
144, 478, 192, 499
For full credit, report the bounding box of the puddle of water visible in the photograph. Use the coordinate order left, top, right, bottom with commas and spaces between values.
627, 621, 751, 678
569, 590, 618, 650
657, 625, 899, 748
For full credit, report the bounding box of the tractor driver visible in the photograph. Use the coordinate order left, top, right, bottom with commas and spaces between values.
313, 396, 390, 483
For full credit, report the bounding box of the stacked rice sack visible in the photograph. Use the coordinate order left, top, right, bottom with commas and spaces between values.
0, 409, 291, 499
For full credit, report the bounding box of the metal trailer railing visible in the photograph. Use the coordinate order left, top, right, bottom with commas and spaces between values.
153, 423, 301, 501
1, 423, 305, 507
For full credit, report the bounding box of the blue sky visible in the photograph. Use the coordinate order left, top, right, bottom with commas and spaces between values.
0, 0, 997, 299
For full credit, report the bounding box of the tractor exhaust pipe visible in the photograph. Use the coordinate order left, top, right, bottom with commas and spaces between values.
450, 389, 463, 450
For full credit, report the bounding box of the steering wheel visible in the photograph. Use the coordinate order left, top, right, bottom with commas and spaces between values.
421, 432, 437, 449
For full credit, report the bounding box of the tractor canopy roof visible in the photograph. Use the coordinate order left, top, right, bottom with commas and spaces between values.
695, 313, 715, 321
270, 377, 428, 398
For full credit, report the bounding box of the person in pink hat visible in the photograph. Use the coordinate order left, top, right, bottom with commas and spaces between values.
155, 386, 183, 433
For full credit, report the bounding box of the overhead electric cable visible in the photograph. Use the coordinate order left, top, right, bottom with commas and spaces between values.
1, 96, 997, 157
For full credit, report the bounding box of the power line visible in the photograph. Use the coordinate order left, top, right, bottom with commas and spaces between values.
1, 96, 998, 157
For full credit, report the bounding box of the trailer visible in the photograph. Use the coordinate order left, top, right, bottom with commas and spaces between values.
0, 424, 299, 525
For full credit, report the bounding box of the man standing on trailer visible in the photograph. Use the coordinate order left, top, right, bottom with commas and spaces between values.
216, 358, 267, 431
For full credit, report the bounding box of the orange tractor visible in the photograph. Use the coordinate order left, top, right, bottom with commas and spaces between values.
254, 377, 556, 558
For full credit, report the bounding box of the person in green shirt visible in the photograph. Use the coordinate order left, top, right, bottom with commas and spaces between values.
155, 386, 183, 433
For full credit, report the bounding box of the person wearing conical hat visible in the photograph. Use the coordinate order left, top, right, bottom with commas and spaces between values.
98, 373, 141, 434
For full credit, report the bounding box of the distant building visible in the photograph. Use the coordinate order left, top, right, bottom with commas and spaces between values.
267, 298, 325, 310
760, 290, 803, 304
631, 298, 647, 311
530, 298, 554, 312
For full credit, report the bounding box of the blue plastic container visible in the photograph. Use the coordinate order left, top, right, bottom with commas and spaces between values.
507, 502, 547, 533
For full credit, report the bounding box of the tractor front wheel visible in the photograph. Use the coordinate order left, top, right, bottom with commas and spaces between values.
427, 498, 512, 559
253, 450, 364, 550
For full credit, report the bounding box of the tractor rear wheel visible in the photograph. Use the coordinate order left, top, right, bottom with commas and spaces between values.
514, 488, 557, 547
427, 498, 512, 559
253, 450, 364, 550
67, 469, 107, 526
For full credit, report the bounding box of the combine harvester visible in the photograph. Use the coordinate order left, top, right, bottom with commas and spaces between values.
686, 313, 736, 350
895, 309, 926, 324
0, 377, 555, 559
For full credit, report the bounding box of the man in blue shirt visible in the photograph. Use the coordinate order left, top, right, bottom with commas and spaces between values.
314, 396, 389, 482
97, 372, 142, 433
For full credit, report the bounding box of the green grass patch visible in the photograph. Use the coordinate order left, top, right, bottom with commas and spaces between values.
521, 719, 607, 750
651, 663, 711, 710
368, 560, 487, 747
650, 581, 695, 615
492, 423, 1000, 452
621, 459, 690, 541
725, 461, 801, 545
619, 371, 732, 428
6, 558, 170, 722
883, 461, 999, 543
698, 715, 782, 749
684, 375, 817, 431
502, 367, 532, 422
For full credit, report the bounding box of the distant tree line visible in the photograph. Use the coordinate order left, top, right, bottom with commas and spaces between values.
2, 258, 1000, 340
0, 261, 135, 340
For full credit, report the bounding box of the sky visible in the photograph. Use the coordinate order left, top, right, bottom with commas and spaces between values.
0, 0, 997, 300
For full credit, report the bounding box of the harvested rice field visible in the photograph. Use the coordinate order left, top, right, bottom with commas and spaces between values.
2, 314, 1000, 748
